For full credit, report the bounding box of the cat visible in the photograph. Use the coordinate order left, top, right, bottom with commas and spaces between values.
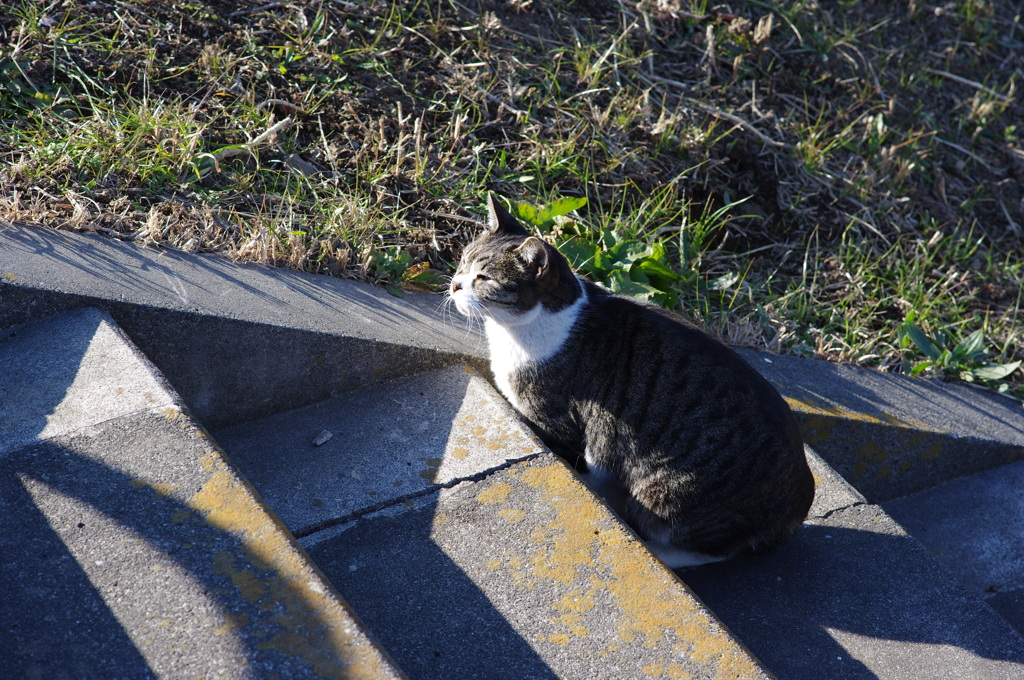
448, 193, 815, 568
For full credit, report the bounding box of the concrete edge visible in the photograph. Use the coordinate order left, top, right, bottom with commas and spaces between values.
787, 395, 1024, 502
10, 306, 409, 678
0, 223, 486, 430
3, 224, 1020, 496
735, 348, 1024, 502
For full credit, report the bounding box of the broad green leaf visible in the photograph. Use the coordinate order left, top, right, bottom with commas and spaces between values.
539, 196, 587, 221
970, 360, 1022, 381
555, 238, 599, 270
903, 322, 941, 361
515, 201, 539, 226
514, 197, 586, 230
635, 258, 683, 283
953, 329, 986, 362
598, 227, 620, 249
608, 270, 658, 299
606, 240, 651, 266
909, 360, 933, 377
592, 250, 613, 274
627, 268, 651, 286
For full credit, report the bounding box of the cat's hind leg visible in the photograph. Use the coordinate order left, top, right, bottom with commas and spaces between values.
578, 464, 630, 519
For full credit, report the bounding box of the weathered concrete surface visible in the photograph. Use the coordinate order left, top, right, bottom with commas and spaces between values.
214, 364, 547, 537
1, 304, 176, 454
739, 348, 1024, 502
682, 503, 1024, 680
0, 308, 405, 679
302, 457, 772, 680
885, 459, 1024, 636
7, 223, 1024, 680
216, 366, 772, 679
0, 222, 484, 430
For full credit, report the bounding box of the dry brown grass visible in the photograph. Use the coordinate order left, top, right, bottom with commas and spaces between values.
2, 0, 1022, 396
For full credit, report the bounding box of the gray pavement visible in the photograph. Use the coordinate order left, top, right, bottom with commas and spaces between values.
885, 458, 1024, 635
1, 308, 405, 679
215, 365, 772, 679
4, 223, 1024, 679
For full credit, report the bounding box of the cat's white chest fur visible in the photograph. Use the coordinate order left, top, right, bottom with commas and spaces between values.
485, 282, 587, 410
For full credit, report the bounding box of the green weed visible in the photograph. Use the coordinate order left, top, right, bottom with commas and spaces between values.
0, 0, 1021, 398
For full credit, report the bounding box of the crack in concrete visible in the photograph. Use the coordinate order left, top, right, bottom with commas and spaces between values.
294, 452, 545, 539
810, 500, 869, 521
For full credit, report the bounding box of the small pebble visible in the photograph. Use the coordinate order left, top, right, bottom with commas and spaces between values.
313, 429, 333, 446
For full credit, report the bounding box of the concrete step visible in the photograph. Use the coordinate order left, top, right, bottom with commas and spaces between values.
6, 224, 1024, 679
213, 363, 1024, 680
213, 364, 771, 680
0, 308, 405, 679
884, 458, 1024, 636
739, 348, 1024, 502
681, 495, 1024, 679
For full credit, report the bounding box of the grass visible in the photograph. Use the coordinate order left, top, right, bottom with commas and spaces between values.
1, 0, 1021, 400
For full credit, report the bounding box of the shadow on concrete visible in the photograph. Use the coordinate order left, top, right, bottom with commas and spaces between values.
0, 223, 448, 330
2, 462, 153, 676
682, 520, 1024, 680
0, 312, 396, 678
0, 225, 478, 432
215, 366, 556, 679
305, 505, 557, 680
1, 222, 289, 309
741, 349, 1024, 503
745, 348, 1024, 436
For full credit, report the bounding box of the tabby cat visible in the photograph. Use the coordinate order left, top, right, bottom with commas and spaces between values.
449, 194, 814, 567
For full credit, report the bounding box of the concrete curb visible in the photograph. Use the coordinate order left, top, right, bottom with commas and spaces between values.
738, 349, 1024, 502
4, 223, 1020, 500
0, 222, 484, 431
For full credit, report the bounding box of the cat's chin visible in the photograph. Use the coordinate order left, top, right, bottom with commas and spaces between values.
449, 291, 485, 319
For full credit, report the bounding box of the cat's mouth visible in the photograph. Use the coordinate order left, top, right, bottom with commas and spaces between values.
449, 288, 487, 319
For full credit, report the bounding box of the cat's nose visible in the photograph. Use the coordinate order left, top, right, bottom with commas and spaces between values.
451, 280, 462, 293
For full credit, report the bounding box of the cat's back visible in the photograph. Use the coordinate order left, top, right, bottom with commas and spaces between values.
563, 279, 808, 477
570, 281, 785, 410
555, 281, 813, 557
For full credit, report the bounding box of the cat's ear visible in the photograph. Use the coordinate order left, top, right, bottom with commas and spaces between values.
487, 193, 530, 236
516, 236, 560, 292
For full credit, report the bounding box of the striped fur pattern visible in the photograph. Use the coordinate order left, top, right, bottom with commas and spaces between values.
449, 195, 815, 567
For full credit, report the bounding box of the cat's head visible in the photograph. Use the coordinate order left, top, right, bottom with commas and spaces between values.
449, 194, 580, 325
